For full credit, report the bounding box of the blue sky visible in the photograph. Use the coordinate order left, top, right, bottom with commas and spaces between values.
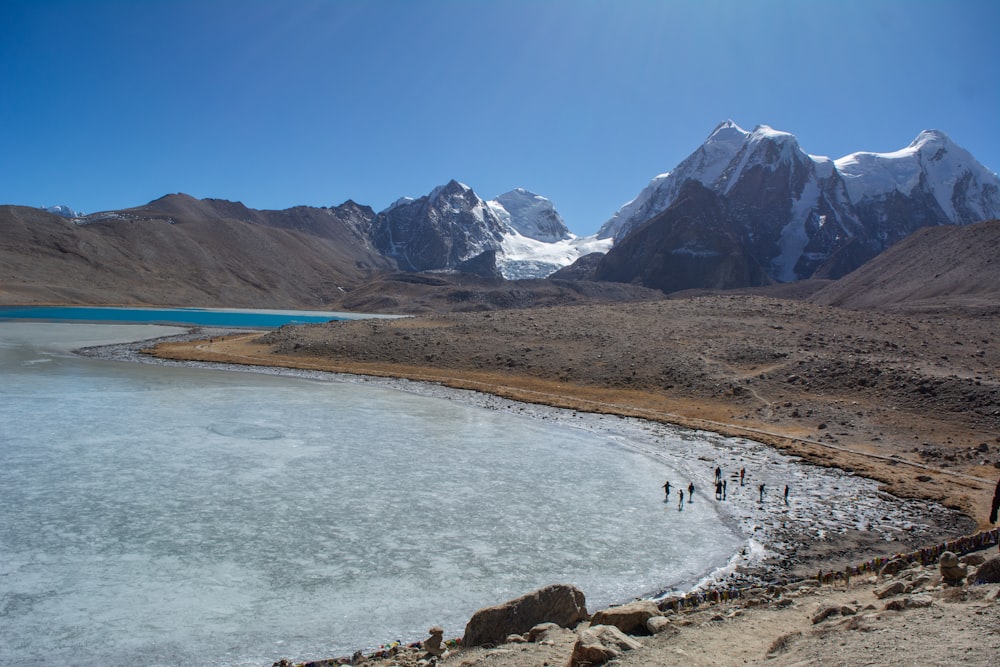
2, 0, 998, 235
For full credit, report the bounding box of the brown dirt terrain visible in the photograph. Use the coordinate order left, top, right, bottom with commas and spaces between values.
154, 295, 1000, 523
150, 294, 1000, 666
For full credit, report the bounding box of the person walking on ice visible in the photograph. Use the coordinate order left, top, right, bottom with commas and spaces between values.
678, 489, 684, 510
758, 483, 765, 503
662, 480, 671, 500
688, 482, 695, 502
784, 485, 790, 505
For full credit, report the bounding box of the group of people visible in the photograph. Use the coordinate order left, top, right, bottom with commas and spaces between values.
661, 480, 697, 510
663, 465, 791, 508
662, 468, 1000, 555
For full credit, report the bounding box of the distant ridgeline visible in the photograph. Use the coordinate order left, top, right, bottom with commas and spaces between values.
5, 121, 999, 303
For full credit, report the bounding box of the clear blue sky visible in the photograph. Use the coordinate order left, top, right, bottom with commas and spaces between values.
2, 0, 998, 235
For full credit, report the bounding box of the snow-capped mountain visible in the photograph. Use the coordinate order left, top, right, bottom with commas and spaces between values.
835, 129, 1000, 232
43, 205, 83, 219
369, 180, 509, 272
597, 121, 1000, 283
488, 188, 571, 243
371, 182, 609, 279
487, 188, 611, 279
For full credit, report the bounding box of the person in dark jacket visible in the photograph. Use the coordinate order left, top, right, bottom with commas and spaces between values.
990, 478, 1000, 552
991, 478, 1000, 523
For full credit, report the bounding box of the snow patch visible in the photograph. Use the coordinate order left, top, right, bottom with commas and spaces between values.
498, 230, 612, 279
44, 205, 83, 219
772, 175, 821, 282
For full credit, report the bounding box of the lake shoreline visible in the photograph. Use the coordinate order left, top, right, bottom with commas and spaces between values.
80, 327, 978, 590
72, 318, 1000, 666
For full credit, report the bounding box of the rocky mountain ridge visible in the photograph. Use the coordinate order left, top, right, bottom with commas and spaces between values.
596, 121, 1000, 286
0, 196, 393, 308
8, 121, 1000, 304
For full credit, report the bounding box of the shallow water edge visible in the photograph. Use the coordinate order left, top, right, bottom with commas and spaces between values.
80, 327, 973, 593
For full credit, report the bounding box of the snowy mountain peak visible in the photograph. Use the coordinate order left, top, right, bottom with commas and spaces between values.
707, 119, 749, 144
428, 179, 473, 203
749, 123, 797, 143
489, 188, 570, 243
598, 120, 812, 241
599, 121, 1000, 286
834, 128, 999, 221
737, 124, 808, 167
370, 180, 507, 272
909, 128, 952, 151
367, 179, 600, 278
44, 205, 83, 219
485, 187, 609, 279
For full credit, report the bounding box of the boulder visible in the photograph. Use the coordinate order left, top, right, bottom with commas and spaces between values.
462, 584, 588, 647
526, 622, 568, 643
569, 625, 643, 667
875, 581, 906, 599
907, 574, 933, 592
974, 556, 1000, 584
590, 600, 662, 635
423, 626, 445, 657
811, 605, 842, 624
645, 616, 677, 635
879, 558, 908, 579
885, 595, 934, 611
939, 551, 967, 586
962, 553, 987, 566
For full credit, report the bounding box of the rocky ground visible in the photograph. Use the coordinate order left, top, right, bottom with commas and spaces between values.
146, 293, 1000, 666
312, 557, 1000, 667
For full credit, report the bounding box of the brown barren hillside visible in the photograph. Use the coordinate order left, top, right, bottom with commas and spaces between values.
0, 199, 665, 312
810, 219, 1000, 311
0, 198, 391, 308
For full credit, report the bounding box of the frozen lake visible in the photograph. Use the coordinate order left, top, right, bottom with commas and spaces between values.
0, 322, 744, 666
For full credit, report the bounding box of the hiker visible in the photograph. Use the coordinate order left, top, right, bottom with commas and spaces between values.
715, 480, 723, 500
678, 489, 684, 510
663, 480, 671, 499
723, 479, 727, 500
991, 478, 1000, 551
688, 482, 695, 502
758, 483, 765, 503
784, 485, 790, 505
715, 466, 721, 482
740, 468, 745, 486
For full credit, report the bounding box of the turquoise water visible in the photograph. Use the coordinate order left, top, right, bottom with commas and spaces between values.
0, 305, 398, 328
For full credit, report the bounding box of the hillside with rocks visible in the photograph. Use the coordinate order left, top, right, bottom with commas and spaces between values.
810, 218, 1000, 311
